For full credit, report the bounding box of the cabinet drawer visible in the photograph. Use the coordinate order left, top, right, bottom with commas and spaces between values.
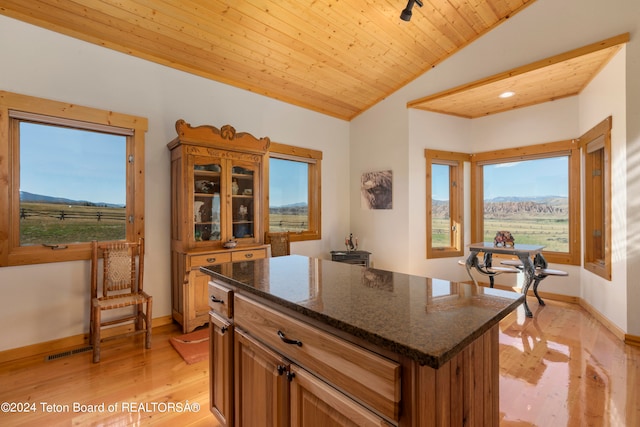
234, 294, 401, 421
231, 249, 266, 262
191, 252, 232, 268
209, 281, 233, 318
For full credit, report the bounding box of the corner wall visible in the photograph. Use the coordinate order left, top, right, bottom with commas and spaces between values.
350, 0, 638, 334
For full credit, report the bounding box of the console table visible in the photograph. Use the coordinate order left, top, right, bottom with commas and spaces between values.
330, 250, 370, 267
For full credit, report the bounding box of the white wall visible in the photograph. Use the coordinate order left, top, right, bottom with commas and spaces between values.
623, 4, 640, 337
350, 95, 410, 271
0, 16, 350, 352
578, 48, 628, 331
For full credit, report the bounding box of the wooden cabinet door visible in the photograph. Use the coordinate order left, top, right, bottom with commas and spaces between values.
289, 365, 391, 427
235, 329, 289, 427
182, 268, 211, 332
210, 312, 233, 427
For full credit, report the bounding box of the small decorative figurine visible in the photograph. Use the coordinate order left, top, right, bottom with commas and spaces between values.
238, 204, 248, 220
494, 230, 515, 247
345, 233, 359, 252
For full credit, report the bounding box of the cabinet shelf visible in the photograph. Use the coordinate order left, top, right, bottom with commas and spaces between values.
195, 170, 221, 176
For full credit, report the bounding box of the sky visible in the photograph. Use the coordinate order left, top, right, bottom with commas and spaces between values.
20, 122, 310, 208
432, 157, 569, 201
269, 158, 308, 207
19, 122, 126, 205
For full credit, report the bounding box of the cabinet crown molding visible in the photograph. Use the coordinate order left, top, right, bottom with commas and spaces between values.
169, 120, 270, 154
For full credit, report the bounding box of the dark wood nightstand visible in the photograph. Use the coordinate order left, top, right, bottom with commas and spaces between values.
330, 250, 371, 267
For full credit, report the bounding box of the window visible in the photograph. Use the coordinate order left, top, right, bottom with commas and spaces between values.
425, 150, 468, 258
470, 140, 580, 265
267, 142, 322, 241
579, 117, 612, 280
0, 91, 147, 266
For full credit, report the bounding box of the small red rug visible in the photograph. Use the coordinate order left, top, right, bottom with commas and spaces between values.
169, 328, 209, 364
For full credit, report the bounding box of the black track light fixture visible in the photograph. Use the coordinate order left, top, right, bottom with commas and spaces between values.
400, 0, 423, 22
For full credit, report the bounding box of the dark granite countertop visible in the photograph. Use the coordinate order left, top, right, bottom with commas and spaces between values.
201, 255, 524, 368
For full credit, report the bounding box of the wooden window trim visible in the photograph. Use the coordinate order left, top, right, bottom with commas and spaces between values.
578, 116, 612, 280
470, 140, 581, 265
425, 150, 470, 259
266, 142, 322, 242
0, 91, 147, 267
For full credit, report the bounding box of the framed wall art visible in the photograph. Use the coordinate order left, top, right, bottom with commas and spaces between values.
361, 170, 392, 210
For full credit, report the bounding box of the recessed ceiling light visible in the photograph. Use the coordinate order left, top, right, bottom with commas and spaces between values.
499, 91, 515, 98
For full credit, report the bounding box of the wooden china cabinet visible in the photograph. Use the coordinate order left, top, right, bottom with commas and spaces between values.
167, 120, 270, 333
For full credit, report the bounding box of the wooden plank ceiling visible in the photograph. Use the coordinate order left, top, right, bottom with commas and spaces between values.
407, 34, 629, 118
0, 0, 536, 120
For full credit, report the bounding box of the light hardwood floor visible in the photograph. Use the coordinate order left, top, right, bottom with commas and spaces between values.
0, 324, 216, 426
499, 299, 639, 426
1, 298, 638, 426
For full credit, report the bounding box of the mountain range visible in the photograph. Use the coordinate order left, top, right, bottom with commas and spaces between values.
19, 191, 125, 208
433, 196, 568, 218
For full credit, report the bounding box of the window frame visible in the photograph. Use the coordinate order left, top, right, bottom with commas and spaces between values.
425, 149, 469, 258
579, 116, 612, 280
0, 91, 147, 267
266, 142, 322, 242
470, 140, 581, 265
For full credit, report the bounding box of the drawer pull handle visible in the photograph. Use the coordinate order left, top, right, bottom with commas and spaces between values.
221, 326, 228, 334
206, 257, 217, 263
245, 253, 254, 259
211, 296, 224, 304
277, 330, 302, 347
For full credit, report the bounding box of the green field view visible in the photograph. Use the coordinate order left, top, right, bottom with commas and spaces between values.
269, 213, 308, 232
19, 202, 126, 245
432, 217, 568, 252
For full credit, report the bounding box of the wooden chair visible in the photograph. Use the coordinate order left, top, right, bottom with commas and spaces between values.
90, 238, 152, 363
265, 232, 290, 257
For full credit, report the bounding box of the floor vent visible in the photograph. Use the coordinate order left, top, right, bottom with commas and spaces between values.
45, 346, 93, 361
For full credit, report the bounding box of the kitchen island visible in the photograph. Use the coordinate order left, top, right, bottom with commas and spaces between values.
201, 255, 523, 426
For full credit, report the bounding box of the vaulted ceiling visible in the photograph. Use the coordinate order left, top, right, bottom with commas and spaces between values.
0, 0, 537, 120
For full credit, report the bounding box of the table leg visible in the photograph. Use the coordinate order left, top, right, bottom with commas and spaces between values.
532, 253, 548, 306
484, 252, 495, 288
518, 253, 536, 317
465, 250, 480, 286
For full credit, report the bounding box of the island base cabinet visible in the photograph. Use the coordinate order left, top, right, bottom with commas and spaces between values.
210, 312, 233, 427
234, 329, 290, 427
233, 328, 392, 427
289, 365, 393, 427
402, 325, 500, 427
209, 282, 504, 427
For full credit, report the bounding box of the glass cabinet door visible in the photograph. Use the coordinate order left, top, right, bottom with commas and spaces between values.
193, 159, 222, 244
230, 162, 257, 240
